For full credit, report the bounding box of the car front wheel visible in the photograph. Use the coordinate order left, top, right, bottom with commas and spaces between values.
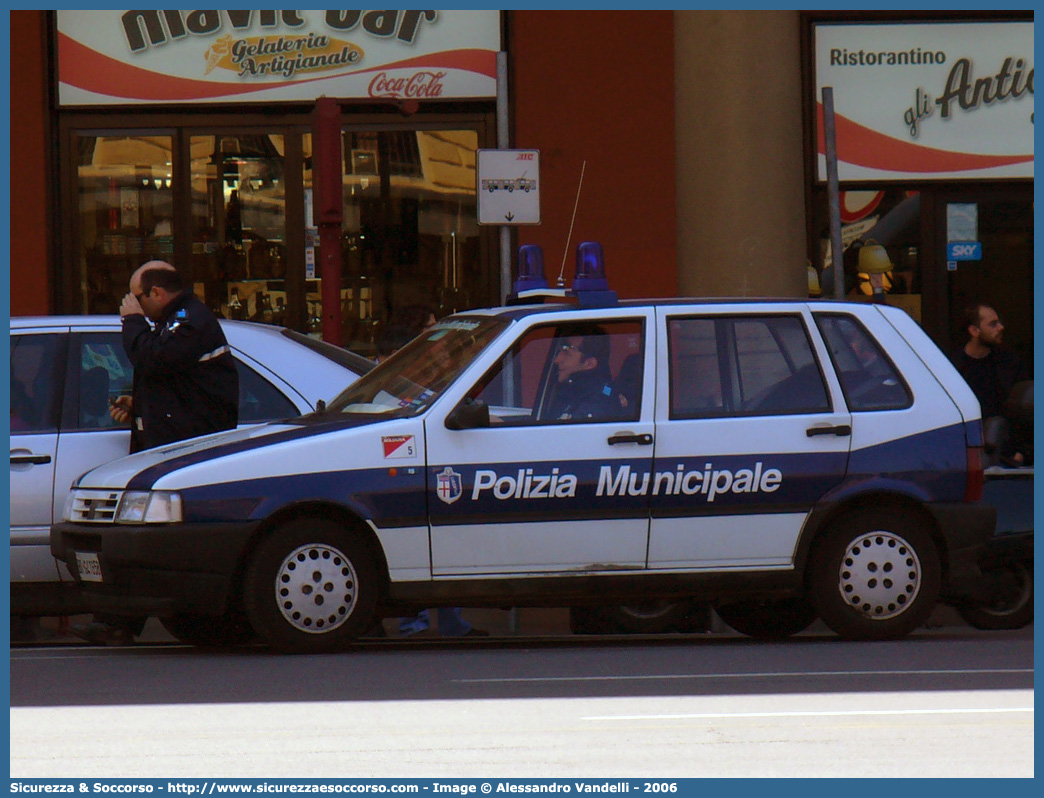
808, 510, 941, 640
243, 518, 379, 654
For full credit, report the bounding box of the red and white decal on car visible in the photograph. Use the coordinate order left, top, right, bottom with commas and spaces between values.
382, 435, 416, 459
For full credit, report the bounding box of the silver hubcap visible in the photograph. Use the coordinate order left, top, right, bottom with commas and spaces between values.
275, 543, 358, 634
838, 532, 921, 621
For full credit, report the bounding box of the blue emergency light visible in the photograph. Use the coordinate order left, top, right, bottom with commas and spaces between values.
569, 241, 617, 307
507, 241, 617, 308
514, 244, 549, 291
572, 241, 609, 291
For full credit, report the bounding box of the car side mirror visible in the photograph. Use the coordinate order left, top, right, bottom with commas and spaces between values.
445, 398, 490, 430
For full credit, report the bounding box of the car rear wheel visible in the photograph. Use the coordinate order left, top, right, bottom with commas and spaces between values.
243, 518, 378, 654
160, 611, 256, 648
956, 559, 1033, 630
713, 596, 818, 639
808, 510, 941, 640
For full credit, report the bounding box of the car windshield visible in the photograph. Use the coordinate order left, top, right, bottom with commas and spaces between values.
323, 317, 508, 417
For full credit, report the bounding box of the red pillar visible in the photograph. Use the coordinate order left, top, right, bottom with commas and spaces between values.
312, 97, 344, 345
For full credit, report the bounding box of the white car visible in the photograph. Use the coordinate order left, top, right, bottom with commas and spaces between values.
10, 316, 373, 618
52, 241, 996, 653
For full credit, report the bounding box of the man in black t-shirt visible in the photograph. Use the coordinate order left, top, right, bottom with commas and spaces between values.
950, 303, 1030, 464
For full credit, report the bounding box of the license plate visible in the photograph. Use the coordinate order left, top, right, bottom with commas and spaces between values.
75, 552, 103, 583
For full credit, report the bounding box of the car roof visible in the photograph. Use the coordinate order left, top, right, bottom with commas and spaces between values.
456, 297, 875, 322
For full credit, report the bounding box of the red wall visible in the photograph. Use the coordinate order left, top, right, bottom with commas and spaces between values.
510, 11, 676, 299
10, 11, 51, 315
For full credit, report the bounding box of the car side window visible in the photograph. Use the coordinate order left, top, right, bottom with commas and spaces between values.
669, 315, 830, 418
467, 320, 644, 425
815, 314, 912, 411
77, 335, 134, 430
10, 334, 62, 433
236, 360, 299, 422
76, 334, 298, 427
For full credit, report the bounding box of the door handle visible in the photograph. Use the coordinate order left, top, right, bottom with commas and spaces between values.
10, 453, 52, 465
806, 424, 851, 438
608, 432, 653, 446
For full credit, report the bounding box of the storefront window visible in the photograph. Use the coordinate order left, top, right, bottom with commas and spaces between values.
75, 134, 174, 314
305, 129, 487, 357
69, 123, 492, 354
190, 134, 288, 324
813, 189, 923, 324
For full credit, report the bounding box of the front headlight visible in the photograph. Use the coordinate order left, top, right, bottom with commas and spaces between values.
116, 491, 183, 524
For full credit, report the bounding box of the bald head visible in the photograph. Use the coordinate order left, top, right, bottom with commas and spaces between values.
130, 261, 185, 321
131, 260, 175, 287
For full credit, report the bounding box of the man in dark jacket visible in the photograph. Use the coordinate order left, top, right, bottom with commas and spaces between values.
112, 261, 238, 450
546, 323, 618, 421
72, 261, 239, 645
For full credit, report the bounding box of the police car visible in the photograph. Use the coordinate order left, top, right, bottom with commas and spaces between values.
51, 244, 994, 652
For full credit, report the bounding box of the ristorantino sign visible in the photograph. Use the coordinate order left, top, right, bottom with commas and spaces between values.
814, 21, 1033, 181
56, 10, 500, 105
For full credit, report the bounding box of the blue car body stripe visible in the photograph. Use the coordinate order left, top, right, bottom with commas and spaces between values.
152, 423, 971, 529
180, 467, 427, 527
824, 422, 968, 504
127, 416, 384, 490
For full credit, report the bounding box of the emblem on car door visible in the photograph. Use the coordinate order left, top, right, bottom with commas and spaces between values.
435, 466, 463, 505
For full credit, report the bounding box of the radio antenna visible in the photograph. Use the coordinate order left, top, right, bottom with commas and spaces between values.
557, 160, 587, 287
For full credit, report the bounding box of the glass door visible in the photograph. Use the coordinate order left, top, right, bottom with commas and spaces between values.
71, 132, 176, 314
937, 187, 1033, 368
306, 126, 491, 357
188, 133, 292, 325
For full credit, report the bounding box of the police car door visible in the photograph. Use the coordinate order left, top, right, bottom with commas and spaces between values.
425, 311, 655, 575
648, 306, 851, 571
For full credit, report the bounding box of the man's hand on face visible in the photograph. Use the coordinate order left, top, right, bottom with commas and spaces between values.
120, 292, 144, 318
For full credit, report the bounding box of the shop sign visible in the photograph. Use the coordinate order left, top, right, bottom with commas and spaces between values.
56, 10, 500, 105
947, 242, 982, 261
814, 21, 1033, 181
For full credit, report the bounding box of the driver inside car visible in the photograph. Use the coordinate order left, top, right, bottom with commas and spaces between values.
545, 323, 618, 421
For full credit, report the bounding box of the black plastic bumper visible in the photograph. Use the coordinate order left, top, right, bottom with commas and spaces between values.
50, 520, 260, 617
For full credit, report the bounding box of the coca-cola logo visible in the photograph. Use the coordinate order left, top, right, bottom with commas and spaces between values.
368, 70, 447, 99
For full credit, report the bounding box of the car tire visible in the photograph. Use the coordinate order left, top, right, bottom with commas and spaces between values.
807, 509, 941, 640
243, 518, 379, 654
569, 601, 711, 635
956, 559, 1033, 631
160, 611, 256, 648
713, 596, 818, 639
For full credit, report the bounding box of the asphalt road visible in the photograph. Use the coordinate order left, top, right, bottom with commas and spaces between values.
10, 625, 1034, 778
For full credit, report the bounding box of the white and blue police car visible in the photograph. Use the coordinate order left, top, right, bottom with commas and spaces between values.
51, 243, 995, 652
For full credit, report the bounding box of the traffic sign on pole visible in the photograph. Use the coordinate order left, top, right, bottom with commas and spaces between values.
477, 149, 540, 225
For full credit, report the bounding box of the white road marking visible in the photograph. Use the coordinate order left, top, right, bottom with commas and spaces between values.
454, 668, 1033, 683
583, 706, 1035, 721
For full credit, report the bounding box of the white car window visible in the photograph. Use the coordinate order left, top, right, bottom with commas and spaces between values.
668, 315, 831, 417
77, 335, 132, 430
10, 334, 62, 433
